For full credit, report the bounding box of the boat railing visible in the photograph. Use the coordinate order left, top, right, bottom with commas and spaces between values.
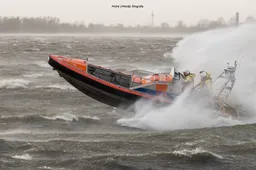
129, 69, 155, 76
128, 69, 155, 88
129, 69, 174, 88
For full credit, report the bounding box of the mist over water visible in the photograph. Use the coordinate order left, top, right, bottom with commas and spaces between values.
117, 23, 256, 131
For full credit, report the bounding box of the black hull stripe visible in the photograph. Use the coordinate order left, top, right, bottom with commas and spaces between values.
48, 57, 143, 109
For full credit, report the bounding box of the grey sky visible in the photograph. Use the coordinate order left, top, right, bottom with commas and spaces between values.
1, 0, 255, 26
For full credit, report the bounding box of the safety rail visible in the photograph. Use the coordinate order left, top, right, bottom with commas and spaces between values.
208, 60, 239, 117
129, 69, 155, 88
129, 69, 173, 88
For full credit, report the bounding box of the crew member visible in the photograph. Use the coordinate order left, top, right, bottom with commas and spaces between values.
195, 70, 213, 96
181, 70, 196, 91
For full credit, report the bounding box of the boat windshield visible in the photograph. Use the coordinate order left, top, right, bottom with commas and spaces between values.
129, 69, 155, 77
127, 69, 156, 87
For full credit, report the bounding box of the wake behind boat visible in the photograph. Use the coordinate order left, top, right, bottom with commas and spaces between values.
48, 54, 243, 118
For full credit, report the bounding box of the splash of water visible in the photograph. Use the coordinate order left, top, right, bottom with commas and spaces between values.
172, 23, 256, 114
117, 87, 242, 130
117, 23, 256, 131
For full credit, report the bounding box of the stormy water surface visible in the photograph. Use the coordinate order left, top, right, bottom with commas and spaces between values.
0, 33, 256, 170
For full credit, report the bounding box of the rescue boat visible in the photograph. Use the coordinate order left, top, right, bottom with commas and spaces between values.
48, 54, 183, 111
48, 54, 242, 118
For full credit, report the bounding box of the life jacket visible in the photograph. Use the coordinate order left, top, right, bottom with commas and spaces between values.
132, 76, 142, 84
150, 74, 173, 82
184, 73, 195, 83
150, 74, 160, 81
141, 78, 151, 85
201, 72, 212, 84
182, 73, 195, 92
132, 76, 151, 85
164, 75, 173, 82
200, 72, 213, 93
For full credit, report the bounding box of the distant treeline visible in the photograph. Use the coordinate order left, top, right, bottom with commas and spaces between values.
0, 16, 255, 33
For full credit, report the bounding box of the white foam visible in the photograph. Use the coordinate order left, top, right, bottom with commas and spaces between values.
66, 44, 72, 49
184, 140, 205, 146
26, 48, 40, 52
38, 166, 52, 170
173, 148, 223, 159
41, 113, 78, 122
82, 116, 100, 120
0, 129, 30, 136
0, 114, 28, 119
47, 84, 76, 90
117, 89, 243, 131
23, 72, 54, 78
163, 52, 172, 58
23, 73, 44, 78
35, 61, 50, 68
12, 154, 32, 160
35, 84, 76, 90
0, 78, 30, 89
42, 114, 100, 122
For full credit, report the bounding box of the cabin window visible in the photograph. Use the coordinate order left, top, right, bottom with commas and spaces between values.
87, 65, 131, 88
118, 76, 130, 88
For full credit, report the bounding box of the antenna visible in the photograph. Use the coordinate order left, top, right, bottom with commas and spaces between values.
151, 11, 154, 27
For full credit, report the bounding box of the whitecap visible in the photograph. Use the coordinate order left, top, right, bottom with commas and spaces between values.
12, 154, 32, 160
41, 113, 79, 122
173, 148, 223, 159
0, 79, 30, 89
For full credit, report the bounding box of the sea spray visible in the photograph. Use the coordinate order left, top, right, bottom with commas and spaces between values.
117, 23, 256, 130
171, 23, 256, 114
117, 86, 234, 130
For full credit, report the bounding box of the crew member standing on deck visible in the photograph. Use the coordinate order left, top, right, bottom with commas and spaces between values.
181, 70, 196, 92
194, 70, 213, 96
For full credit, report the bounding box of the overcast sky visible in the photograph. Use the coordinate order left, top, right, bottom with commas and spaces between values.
0, 0, 255, 26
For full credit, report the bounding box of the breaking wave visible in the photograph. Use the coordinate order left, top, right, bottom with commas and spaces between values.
82, 116, 100, 120
23, 72, 55, 78
172, 148, 223, 159
0, 78, 30, 89
12, 154, 32, 160
41, 113, 79, 122
37, 166, 52, 170
47, 84, 76, 90
117, 23, 256, 131
34, 61, 50, 68
84, 148, 222, 160
23, 73, 45, 78
41, 148, 222, 169
0, 113, 100, 123
35, 84, 76, 90
24, 47, 40, 52
41, 114, 100, 122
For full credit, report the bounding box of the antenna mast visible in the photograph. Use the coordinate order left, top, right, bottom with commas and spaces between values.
151, 11, 154, 27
